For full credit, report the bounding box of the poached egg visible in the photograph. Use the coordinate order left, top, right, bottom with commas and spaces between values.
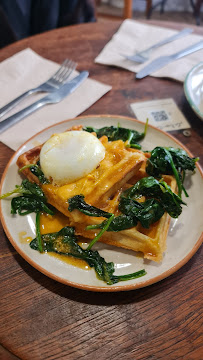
40, 131, 105, 185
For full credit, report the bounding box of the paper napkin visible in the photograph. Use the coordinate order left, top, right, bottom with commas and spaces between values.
0, 48, 112, 151
95, 19, 203, 82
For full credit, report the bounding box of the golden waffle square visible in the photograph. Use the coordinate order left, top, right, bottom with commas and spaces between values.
71, 174, 176, 262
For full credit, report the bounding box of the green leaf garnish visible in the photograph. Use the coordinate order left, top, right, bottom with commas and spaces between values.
146, 146, 199, 197
0, 179, 54, 216
30, 226, 146, 285
83, 121, 148, 150
19, 162, 50, 184
122, 176, 186, 218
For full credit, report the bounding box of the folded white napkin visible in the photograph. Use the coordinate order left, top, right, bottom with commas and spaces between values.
95, 19, 203, 82
0, 48, 112, 151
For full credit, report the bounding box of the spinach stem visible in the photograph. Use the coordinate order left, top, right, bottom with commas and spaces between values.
114, 269, 147, 281
144, 118, 149, 136
36, 212, 43, 253
181, 170, 189, 198
0, 187, 20, 199
127, 143, 141, 149
164, 148, 182, 197
126, 130, 134, 146
182, 185, 189, 198
86, 224, 100, 230
19, 164, 35, 172
86, 214, 115, 250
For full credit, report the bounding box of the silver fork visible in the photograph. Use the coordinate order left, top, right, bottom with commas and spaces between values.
0, 59, 77, 118
0, 71, 89, 135
125, 28, 193, 63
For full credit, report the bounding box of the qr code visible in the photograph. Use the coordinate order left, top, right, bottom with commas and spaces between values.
150, 110, 169, 122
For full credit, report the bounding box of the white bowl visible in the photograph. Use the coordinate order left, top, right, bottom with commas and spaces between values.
184, 62, 203, 120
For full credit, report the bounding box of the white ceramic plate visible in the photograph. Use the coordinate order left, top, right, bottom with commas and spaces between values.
184, 62, 203, 120
0, 115, 202, 292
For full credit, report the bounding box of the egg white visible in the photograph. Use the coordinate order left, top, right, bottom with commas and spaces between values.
40, 131, 105, 185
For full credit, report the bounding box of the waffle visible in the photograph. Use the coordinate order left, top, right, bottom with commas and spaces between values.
17, 131, 146, 223
71, 174, 176, 262
17, 128, 174, 262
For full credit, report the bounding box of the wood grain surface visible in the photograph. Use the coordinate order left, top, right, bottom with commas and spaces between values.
0, 20, 202, 360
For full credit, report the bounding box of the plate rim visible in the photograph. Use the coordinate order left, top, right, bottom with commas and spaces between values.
1, 114, 203, 292
184, 61, 203, 120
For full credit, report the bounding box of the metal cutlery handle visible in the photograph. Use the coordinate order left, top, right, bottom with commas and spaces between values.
149, 28, 193, 51
172, 40, 203, 60
0, 98, 47, 135
0, 88, 40, 119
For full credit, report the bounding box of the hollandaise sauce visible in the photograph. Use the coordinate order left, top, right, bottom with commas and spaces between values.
40, 211, 69, 235
19, 231, 33, 244
40, 211, 90, 270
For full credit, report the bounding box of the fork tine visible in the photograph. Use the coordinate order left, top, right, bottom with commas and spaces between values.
46, 59, 77, 87
53, 59, 71, 80
46, 59, 70, 81
54, 59, 72, 81
59, 61, 77, 83
62, 67, 76, 83
55, 60, 77, 83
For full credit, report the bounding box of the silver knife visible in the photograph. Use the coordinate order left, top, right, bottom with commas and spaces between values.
136, 41, 203, 79
0, 71, 89, 135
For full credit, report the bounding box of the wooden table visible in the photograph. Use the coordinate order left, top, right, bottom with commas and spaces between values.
0, 20, 202, 360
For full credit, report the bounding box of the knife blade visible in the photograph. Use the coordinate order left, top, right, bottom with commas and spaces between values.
136, 41, 203, 79
0, 71, 89, 135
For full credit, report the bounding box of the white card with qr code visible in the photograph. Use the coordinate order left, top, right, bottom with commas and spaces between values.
130, 98, 191, 131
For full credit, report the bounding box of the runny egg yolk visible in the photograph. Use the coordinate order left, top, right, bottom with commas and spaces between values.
40, 131, 105, 185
